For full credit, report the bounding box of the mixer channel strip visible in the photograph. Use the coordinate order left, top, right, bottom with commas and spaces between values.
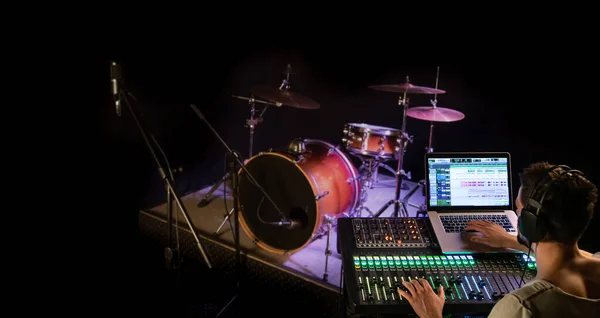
348, 253, 536, 314
352, 218, 439, 248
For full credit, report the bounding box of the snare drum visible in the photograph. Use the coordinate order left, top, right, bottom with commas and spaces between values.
342, 123, 403, 159
237, 139, 361, 255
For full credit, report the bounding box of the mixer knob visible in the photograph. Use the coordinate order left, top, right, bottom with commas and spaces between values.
478, 280, 486, 287
491, 292, 503, 300
445, 288, 453, 295
477, 292, 484, 300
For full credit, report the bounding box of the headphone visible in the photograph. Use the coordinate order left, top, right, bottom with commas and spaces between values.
517, 165, 584, 247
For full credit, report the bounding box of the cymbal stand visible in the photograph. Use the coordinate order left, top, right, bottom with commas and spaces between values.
406, 103, 436, 217
198, 96, 276, 209
373, 89, 413, 218
405, 67, 442, 217
211, 97, 281, 237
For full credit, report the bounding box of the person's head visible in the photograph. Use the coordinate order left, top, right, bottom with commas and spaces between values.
516, 162, 598, 245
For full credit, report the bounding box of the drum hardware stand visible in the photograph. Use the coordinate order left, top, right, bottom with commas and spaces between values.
322, 214, 334, 282
110, 61, 212, 269
401, 77, 442, 218
307, 213, 336, 282
190, 104, 288, 318
198, 95, 277, 208
373, 88, 413, 218
353, 157, 380, 217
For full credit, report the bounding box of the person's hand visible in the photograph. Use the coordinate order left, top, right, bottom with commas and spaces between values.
397, 278, 444, 318
464, 220, 516, 248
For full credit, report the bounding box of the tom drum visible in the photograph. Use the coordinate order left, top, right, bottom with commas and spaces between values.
237, 139, 361, 255
342, 123, 403, 159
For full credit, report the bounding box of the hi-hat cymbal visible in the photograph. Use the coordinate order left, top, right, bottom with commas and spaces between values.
251, 86, 320, 109
369, 83, 446, 95
406, 106, 465, 122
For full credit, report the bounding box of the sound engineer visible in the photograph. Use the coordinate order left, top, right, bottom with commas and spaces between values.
397, 162, 600, 317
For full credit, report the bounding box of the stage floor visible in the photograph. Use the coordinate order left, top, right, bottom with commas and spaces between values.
140, 169, 427, 293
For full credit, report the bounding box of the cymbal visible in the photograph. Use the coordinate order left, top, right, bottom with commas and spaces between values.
406, 106, 465, 122
369, 83, 446, 95
251, 86, 320, 109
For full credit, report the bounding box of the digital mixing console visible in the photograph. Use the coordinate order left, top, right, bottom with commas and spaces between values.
337, 218, 537, 316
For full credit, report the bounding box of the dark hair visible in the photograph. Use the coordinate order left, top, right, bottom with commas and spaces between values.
519, 162, 598, 244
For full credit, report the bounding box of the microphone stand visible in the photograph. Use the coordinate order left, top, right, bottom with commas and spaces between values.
197, 96, 277, 208
119, 89, 213, 270
190, 104, 286, 317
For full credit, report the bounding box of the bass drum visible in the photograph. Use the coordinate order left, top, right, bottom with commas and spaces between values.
238, 139, 361, 255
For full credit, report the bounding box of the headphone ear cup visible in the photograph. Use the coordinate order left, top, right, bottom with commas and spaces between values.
519, 209, 546, 243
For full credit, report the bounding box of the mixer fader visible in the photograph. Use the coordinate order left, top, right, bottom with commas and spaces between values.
338, 218, 537, 316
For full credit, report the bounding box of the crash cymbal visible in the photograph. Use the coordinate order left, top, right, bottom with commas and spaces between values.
369, 83, 446, 95
406, 106, 465, 122
251, 86, 320, 109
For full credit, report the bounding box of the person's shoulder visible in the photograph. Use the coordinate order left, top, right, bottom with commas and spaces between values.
488, 294, 532, 318
510, 280, 555, 300
594, 251, 600, 258
488, 281, 556, 318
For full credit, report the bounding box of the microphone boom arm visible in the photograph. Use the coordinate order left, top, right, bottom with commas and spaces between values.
189, 104, 287, 221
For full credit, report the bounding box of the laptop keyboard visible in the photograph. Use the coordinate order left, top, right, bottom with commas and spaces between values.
440, 215, 516, 233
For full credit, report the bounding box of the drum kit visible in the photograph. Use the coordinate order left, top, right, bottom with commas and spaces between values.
202, 65, 465, 281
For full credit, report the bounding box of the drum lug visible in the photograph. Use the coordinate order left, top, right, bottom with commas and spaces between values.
315, 191, 330, 201
346, 176, 360, 184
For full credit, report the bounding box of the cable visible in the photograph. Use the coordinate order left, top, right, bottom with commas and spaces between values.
518, 246, 532, 288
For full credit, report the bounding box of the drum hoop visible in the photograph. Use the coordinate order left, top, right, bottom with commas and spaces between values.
237, 151, 321, 255
303, 138, 361, 213
346, 122, 402, 136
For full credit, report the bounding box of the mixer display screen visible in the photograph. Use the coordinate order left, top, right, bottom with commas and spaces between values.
337, 217, 537, 316
352, 218, 438, 248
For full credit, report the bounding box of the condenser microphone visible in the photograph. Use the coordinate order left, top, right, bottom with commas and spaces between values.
266, 219, 302, 229
110, 61, 122, 116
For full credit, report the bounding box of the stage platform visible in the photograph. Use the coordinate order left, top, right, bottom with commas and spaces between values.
138, 172, 426, 316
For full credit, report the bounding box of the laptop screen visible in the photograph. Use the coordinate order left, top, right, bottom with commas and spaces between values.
425, 152, 513, 211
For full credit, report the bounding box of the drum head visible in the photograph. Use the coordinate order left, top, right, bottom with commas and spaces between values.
238, 153, 317, 253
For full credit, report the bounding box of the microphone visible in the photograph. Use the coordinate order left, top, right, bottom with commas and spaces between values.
110, 61, 122, 116
265, 219, 303, 229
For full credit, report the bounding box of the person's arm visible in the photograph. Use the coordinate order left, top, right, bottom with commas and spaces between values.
488, 295, 532, 318
503, 235, 534, 254
465, 220, 535, 255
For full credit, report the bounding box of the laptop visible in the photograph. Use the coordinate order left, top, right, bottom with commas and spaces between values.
425, 152, 520, 254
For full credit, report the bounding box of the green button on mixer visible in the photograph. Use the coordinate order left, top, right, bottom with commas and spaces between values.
366, 256, 374, 268
374, 256, 381, 268
380, 256, 388, 267
440, 256, 448, 265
